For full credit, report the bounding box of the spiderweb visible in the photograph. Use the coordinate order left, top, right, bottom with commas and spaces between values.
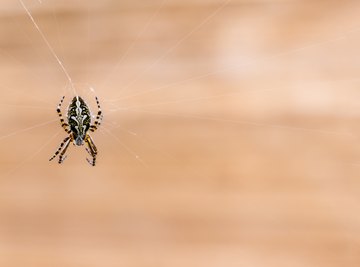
0, 0, 359, 266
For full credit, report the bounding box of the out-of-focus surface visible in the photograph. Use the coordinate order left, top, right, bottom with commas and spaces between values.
0, 0, 360, 266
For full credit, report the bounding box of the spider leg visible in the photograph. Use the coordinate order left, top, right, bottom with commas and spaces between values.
85, 134, 97, 166
49, 136, 70, 162
56, 96, 71, 134
89, 96, 103, 132
58, 136, 72, 164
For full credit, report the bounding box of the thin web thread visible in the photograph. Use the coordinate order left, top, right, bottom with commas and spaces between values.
100, 0, 169, 91
109, 26, 360, 102
100, 127, 147, 167
112, 0, 232, 99
19, 0, 77, 96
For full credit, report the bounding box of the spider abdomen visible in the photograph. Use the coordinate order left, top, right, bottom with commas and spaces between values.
67, 96, 91, 146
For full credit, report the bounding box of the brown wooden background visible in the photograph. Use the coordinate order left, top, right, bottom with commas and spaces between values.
0, 0, 360, 266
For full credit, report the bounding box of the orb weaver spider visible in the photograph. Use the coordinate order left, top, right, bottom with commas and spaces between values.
49, 95, 103, 166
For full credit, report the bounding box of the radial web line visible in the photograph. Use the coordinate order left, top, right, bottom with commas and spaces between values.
110, 24, 360, 102
5, 131, 60, 177
19, 0, 78, 96
100, 0, 169, 91
0, 119, 58, 141
119, 108, 354, 137
103, 120, 178, 162
113, 0, 232, 99
107, 89, 275, 112
100, 127, 147, 167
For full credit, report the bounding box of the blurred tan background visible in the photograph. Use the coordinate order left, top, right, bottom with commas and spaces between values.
0, 0, 360, 266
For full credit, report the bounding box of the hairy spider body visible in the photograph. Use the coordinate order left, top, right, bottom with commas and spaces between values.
49, 96, 103, 166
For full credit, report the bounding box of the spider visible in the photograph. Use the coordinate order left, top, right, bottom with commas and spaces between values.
49, 95, 103, 166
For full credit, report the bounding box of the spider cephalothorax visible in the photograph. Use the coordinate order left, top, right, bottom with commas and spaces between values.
49, 95, 103, 166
